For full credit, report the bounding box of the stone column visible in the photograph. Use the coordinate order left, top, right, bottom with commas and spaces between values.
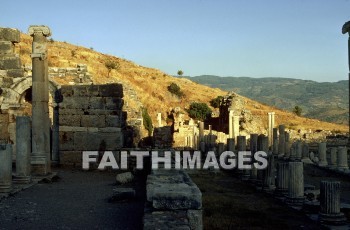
28, 25, 52, 175
278, 125, 285, 157
268, 112, 275, 148
319, 181, 346, 225
337, 146, 349, 171
329, 147, 337, 169
286, 162, 304, 206
301, 142, 312, 164
289, 142, 296, 161
199, 122, 204, 141
342, 21, 350, 143
157, 113, 162, 128
227, 138, 235, 151
13, 116, 32, 184
217, 143, 225, 155
318, 142, 328, 167
250, 134, 258, 181
284, 132, 290, 159
228, 109, 234, 138
51, 105, 59, 165
257, 135, 268, 183
262, 152, 275, 191
0, 144, 12, 193
273, 128, 278, 154
295, 140, 302, 161
233, 115, 239, 140
237, 136, 249, 180
275, 162, 289, 196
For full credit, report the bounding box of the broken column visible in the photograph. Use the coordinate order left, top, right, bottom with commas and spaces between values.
227, 138, 235, 152
0, 144, 12, 193
278, 125, 285, 157
237, 136, 249, 180
233, 115, 240, 140
286, 162, 304, 206
29, 25, 52, 175
318, 142, 328, 167
228, 109, 234, 138
319, 181, 346, 226
301, 142, 312, 164
289, 142, 296, 161
337, 146, 349, 171
51, 104, 59, 165
275, 162, 289, 196
13, 116, 32, 184
199, 122, 205, 152
268, 112, 275, 148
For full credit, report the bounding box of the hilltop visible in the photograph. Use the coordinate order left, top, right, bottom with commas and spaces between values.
180, 75, 349, 125
15, 33, 348, 135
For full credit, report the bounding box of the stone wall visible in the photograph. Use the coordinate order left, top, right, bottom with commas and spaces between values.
0, 28, 23, 144
144, 169, 202, 230
58, 84, 125, 165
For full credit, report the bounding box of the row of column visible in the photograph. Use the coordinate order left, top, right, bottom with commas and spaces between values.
0, 117, 32, 192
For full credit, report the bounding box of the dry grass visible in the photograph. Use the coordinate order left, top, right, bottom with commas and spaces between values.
16, 33, 348, 133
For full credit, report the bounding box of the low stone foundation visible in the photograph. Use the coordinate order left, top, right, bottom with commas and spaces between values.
144, 169, 202, 230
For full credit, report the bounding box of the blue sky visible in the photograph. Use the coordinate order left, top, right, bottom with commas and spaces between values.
1, 0, 349, 82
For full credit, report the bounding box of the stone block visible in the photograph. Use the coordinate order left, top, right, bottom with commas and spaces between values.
81, 115, 105, 128
105, 97, 123, 110
147, 170, 202, 210
106, 115, 121, 127
73, 85, 88, 96
0, 56, 21, 69
116, 172, 134, 184
59, 132, 75, 151
60, 97, 89, 109
143, 211, 190, 230
87, 85, 100, 96
73, 132, 122, 151
59, 109, 84, 115
0, 77, 13, 87
6, 69, 24, 78
88, 97, 105, 109
99, 84, 123, 98
187, 210, 203, 230
99, 127, 121, 133
59, 115, 81, 126
59, 126, 87, 132
0, 41, 13, 54
0, 28, 20, 43
60, 86, 74, 97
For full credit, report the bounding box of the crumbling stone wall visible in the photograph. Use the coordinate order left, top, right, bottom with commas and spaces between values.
58, 84, 125, 165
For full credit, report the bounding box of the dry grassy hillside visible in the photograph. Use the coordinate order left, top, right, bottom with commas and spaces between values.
16, 33, 348, 133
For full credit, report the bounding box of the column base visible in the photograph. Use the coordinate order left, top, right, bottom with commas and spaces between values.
301, 158, 313, 164
31, 154, 51, 176
319, 212, 347, 226
13, 175, 32, 184
0, 184, 12, 193
318, 162, 328, 167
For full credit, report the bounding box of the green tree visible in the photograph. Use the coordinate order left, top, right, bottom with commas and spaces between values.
142, 108, 153, 136
167, 83, 184, 98
187, 102, 212, 121
210, 96, 223, 108
293, 105, 302, 116
177, 70, 183, 76
105, 60, 119, 77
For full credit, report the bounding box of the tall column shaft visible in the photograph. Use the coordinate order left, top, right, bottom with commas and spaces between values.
295, 141, 302, 161
199, 121, 204, 141
273, 128, 278, 154
329, 147, 337, 168
51, 106, 59, 165
275, 162, 289, 195
250, 134, 258, 180
227, 138, 235, 151
286, 162, 304, 206
14, 116, 32, 183
233, 115, 240, 140
0, 144, 12, 192
278, 125, 285, 156
268, 112, 275, 147
284, 132, 290, 159
318, 142, 328, 167
29, 25, 52, 175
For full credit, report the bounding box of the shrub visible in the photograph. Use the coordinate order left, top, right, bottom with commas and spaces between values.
187, 102, 212, 121
210, 96, 223, 108
142, 108, 153, 136
292, 105, 302, 116
105, 60, 120, 77
167, 83, 184, 98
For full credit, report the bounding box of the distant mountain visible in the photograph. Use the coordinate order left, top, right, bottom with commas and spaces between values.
180, 75, 349, 125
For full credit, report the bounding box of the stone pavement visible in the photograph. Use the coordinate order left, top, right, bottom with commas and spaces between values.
0, 168, 145, 230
